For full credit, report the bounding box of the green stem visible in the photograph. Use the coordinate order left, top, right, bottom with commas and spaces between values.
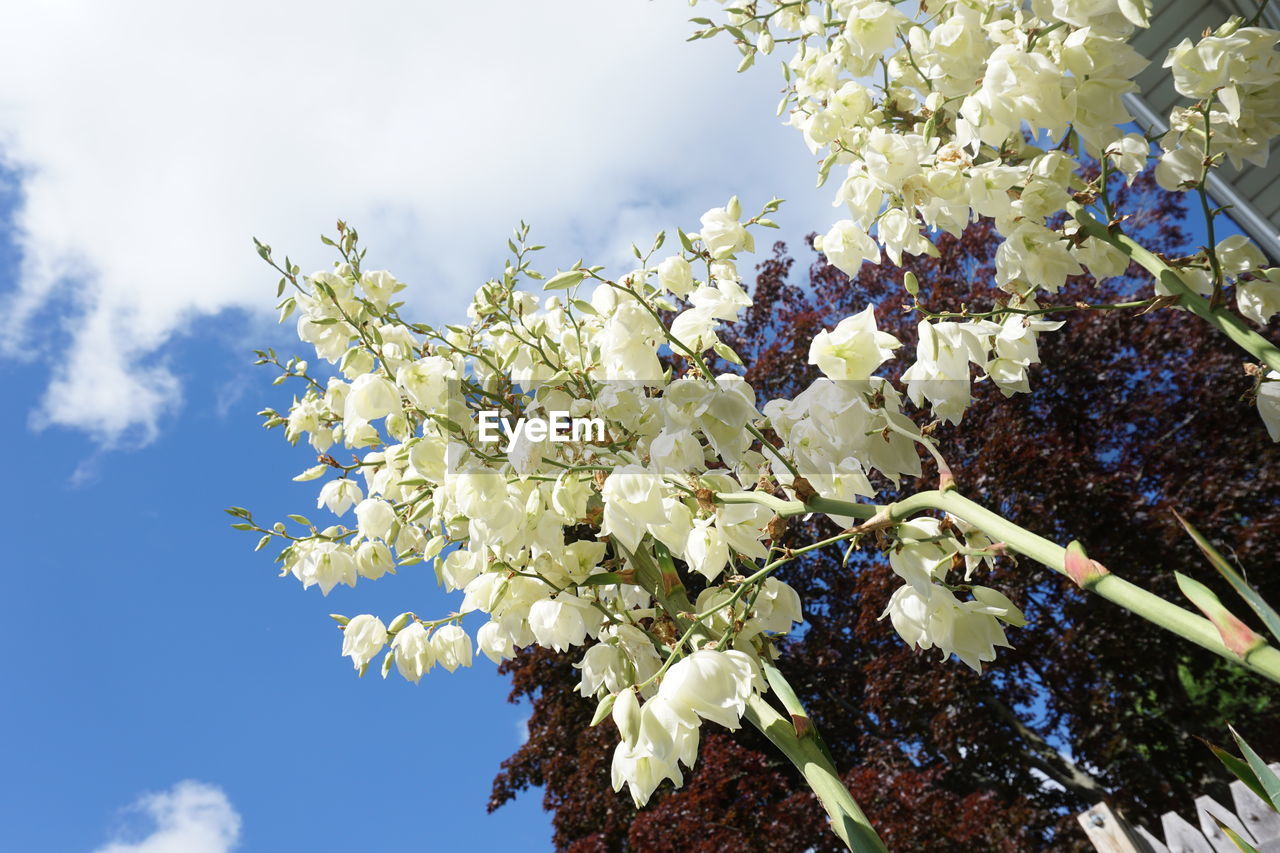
908, 490, 1280, 684
716, 488, 1280, 683
617, 539, 886, 851
744, 692, 887, 853
1068, 203, 1280, 373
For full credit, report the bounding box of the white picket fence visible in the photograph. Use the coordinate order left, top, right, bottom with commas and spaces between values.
1078, 765, 1280, 853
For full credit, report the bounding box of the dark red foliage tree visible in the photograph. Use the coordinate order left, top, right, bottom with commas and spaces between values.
489, 172, 1280, 851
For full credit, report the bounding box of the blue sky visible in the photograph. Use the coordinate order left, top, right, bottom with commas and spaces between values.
0, 298, 556, 851
0, 3, 835, 850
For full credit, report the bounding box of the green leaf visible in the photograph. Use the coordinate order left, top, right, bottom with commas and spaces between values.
580, 572, 623, 586
1213, 819, 1260, 853
1206, 739, 1272, 805
287, 514, 313, 526
1175, 510, 1280, 645
1231, 726, 1280, 812
544, 269, 585, 291
678, 228, 694, 252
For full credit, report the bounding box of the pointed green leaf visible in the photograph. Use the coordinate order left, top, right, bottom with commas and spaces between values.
580, 572, 623, 586
1213, 819, 1260, 853
1205, 739, 1272, 805
1175, 510, 1280, 644
1231, 726, 1280, 812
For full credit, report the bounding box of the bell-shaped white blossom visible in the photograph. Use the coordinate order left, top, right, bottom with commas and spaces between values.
390, 622, 434, 683
345, 373, 400, 422
807, 306, 899, 381
341, 615, 387, 671
657, 649, 755, 731
317, 479, 362, 516
354, 498, 396, 542
430, 624, 473, 672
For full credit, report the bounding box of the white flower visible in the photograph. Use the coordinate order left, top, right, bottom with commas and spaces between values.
528, 594, 594, 652
1155, 144, 1202, 192
1238, 271, 1280, 326
611, 738, 683, 808
354, 541, 394, 580
610, 693, 701, 807
901, 320, 994, 424
1107, 133, 1149, 183
749, 578, 803, 635
360, 270, 401, 306
345, 373, 400, 422
807, 305, 899, 381
816, 220, 880, 276
657, 255, 695, 297
296, 541, 358, 596
880, 583, 1016, 672
601, 466, 670, 550
1259, 371, 1280, 442
476, 620, 516, 664
669, 306, 721, 352
657, 649, 755, 730
396, 356, 453, 414
317, 479, 363, 516
354, 498, 396, 541
887, 517, 956, 594
431, 624, 473, 672
613, 688, 641, 745
684, 518, 729, 581
341, 614, 387, 671
1217, 235, 1267, 278
996, 222, 1083, 293
698, 202, 753, 259
390, 622, 434, 683
876, 208, 932, 265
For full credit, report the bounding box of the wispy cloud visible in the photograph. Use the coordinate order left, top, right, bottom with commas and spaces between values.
94, 781, 241, 853
0, 0, 820, 446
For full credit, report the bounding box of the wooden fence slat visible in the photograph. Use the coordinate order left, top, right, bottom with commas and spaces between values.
1136, 825, 1170, 853
1078, 803, 1147, 853
1161, 811, 1215, 853
1079, 762, 1280, 853
1194, 793, 1257, 852
1231, 778, 1280, 845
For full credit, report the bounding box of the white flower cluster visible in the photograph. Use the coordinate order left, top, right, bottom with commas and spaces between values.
242, 207, 1025, 808
693, 0, 1280, 435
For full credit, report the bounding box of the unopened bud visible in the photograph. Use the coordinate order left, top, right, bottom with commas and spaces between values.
612, 689, 641, 745
903, 271, 919, 296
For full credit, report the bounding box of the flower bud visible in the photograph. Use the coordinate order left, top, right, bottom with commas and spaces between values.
612, 689, 641, 745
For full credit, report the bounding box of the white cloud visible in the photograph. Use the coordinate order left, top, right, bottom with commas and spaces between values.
94, 781, 241, 853
0, 0, 824, 445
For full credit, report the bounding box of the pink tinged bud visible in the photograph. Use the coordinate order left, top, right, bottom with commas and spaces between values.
1175, 573, 1265, 658
1063, 541, 1110, 589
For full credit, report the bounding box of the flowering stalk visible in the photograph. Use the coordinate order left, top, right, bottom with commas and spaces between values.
624, 542, 886, 852
723, 487, 1280, 683
1068, 202, 1280, 374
